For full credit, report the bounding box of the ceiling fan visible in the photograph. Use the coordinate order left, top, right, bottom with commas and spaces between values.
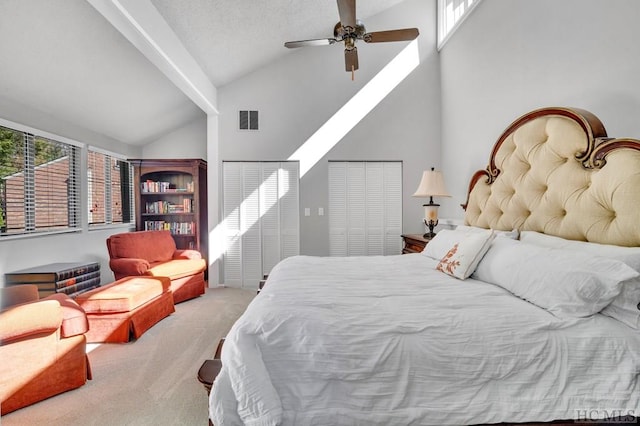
284, 0, 419, 80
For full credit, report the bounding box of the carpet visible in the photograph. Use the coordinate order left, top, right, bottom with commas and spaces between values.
1, 287, 255, 426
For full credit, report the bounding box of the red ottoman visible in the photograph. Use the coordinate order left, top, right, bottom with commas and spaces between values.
75, 276, 175, 343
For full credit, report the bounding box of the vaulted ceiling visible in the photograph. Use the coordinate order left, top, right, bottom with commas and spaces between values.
0, 0, 407, 146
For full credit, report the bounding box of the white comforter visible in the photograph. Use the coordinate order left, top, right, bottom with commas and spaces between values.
209, 254, 640, 425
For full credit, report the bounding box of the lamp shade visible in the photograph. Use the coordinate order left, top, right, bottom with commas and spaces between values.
412, 169, 451, 198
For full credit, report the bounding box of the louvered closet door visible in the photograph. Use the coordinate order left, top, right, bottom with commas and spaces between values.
241, 163, 262, 288
383, 162, 403, 254
278, 162, 301, 262
329, 162, 348, 256
222, 161, 300, 289
329, 161, 402, 256
222, 162, 242, 287
260, 162, 281, 276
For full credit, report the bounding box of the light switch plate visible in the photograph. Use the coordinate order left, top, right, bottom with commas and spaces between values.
304, 208, 310, 217
318, 207, 324, 216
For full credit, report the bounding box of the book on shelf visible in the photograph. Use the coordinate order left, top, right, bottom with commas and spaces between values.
5, 262, 100, 284
38, 276, 102, 298
55, 269, 101, 290
143, 221, 195, 235
144, 200, 192, 214
59, 276, 102, 296
141, 180, 194, 193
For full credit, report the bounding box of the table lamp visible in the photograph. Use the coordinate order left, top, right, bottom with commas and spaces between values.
412, 167, 451, 239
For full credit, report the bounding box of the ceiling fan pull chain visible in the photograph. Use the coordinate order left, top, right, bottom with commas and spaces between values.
351, 65, 355, 81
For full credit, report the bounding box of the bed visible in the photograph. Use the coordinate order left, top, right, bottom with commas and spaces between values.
209, 107, 640, 426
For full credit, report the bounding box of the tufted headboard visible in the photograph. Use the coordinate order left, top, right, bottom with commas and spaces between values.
463, 107, 640, 247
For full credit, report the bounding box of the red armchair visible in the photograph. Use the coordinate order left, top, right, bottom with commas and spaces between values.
0, 285, 91, 415
106, 230, 207, 304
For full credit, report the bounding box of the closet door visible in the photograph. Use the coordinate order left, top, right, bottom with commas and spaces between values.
222, 161, 299, 289
240, 163, 262, 288
222, 162, 243, 287
329, 161, 402, 256
278, 162, 301, 261
328, 162, 348, 256
383, 162, 403, 254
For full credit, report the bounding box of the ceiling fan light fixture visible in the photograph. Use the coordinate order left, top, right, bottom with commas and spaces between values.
283, 0, 419, 77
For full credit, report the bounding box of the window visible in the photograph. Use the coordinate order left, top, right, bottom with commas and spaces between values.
0, 125, 80, 236
87, 148, 134, 227
438, 0, 482, 50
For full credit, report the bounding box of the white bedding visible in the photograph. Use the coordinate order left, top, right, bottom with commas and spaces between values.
209, 254, 640, 426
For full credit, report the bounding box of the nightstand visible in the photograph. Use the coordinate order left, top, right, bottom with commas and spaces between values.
401, 234, 431, 254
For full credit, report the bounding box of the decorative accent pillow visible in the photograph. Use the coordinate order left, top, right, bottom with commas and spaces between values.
422, 228, 490, 260
520, 231, 640, 327
473, 238, 639, 318
435, 230, 495, 280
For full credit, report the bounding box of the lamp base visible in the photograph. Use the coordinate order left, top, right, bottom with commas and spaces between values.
423, 218, 438, 240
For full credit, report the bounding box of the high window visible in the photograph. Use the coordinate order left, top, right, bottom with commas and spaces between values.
438, 0, 482, 50
0, 124, 80, 236
87, 148, 134, 227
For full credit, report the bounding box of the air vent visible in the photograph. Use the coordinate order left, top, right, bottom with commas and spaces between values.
239, 110, 259, 131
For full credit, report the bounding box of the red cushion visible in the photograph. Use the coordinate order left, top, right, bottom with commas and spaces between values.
107, 231, 176, 263
76, 276, 170, 314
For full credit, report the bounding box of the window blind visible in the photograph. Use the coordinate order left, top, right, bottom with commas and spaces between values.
0, 126, 80, 236
438, 0, 482, 50
87, 149, 133, 226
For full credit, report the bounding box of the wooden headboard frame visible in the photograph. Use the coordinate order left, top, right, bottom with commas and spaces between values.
463, 107, 640, 247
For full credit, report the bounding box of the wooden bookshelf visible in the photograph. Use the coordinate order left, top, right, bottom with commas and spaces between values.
130, 159, 208, 261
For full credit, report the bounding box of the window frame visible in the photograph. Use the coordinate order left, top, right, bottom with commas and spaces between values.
0, 117, 135, 240
0, 118, 83, 239
87, 146, 134, 230
437, 0, 483, 51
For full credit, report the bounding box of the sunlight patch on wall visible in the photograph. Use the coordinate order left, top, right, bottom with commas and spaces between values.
209, 41, 420, 268
209, 169, 285, 266
288, 40, 420, 177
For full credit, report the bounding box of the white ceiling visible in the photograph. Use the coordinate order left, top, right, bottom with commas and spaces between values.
0, 0, 408, 146
150, 0, 407, 87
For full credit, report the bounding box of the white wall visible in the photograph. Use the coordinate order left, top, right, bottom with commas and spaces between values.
439, 0, 640, 220
142, 114, 207, 159
0, 228, 133, 286
218, 0, 440, 256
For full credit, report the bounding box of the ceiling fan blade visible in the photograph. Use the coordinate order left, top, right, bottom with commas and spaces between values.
345, 48, 359, 72
284, 38, 338, 48
337, 0, 356, 29
363, 28, 419, 43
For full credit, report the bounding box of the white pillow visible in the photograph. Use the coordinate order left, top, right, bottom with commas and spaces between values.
456, 225, 519, 240
423, 228, 495, 260
519, 231, 640, 272
519, 231, 640, 327
434, 230, 495, 280
473, 238, 639, 318
422, 229, 469, 260
601, 278, 640, 329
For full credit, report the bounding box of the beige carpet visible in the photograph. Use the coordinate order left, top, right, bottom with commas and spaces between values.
2, 287, 255, 426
